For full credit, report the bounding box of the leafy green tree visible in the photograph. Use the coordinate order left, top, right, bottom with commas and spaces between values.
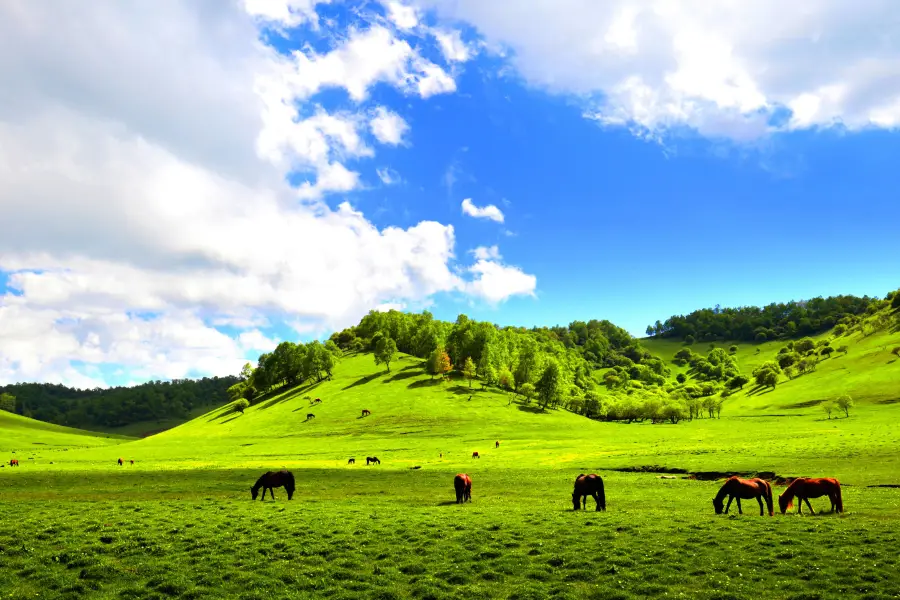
519, 382, 536, 404
428, 346, 452, 380
822, 400, 835, 420
514, 338, 540, 390
463, 357, 477, 388
240, 362, 254, 381
374, 336, 398, 373
481, 364, 497, 389
832, 324, 847, 337
755, 332, 767, 343
727, 375, 749, 390
762, 371, 778, 389
676, 373, 687, 384
795, 337, 815, 354
536, 360, 562, 409
837, 345, 849, 356
892, 291, 900, 310
777, 352, 799, 369
0, 392, 15, 413
498, 366, 513, 390
836, 394, 854, 417
233, 398, 250, 414
684, 335, 695, 346
820, 346, 834, 359
784, 365, 796, 380
728, 345, 738, 354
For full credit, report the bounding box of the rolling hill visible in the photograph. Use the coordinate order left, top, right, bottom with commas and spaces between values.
0, 410, 133, 455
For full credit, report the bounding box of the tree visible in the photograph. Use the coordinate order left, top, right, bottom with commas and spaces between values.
795, 337, 815, 354
463, 357, 477, 388
519, 382, 536, 404
234, 398, 250, 414
676, 373, 687, 384
727, 375, 749, 390
820, 346, 834, 359
762, 371, 778, 389
728, 345, 738, 354
684, 335, 695, 346
536, 360, 562, 409
481, 364, 497, 389
784, 365, 796, 380
0, 392, 15, 413
821, 400, 835, 420
240, 362, 254, 381
837, 345, 849, 357
374, 336, 398, 373
836, 394, 854, 417
498, 366, 513, 391
832, 324, 847, 337
755, 332, 767, 343
892, 346, 900, 358
428, 346, 452, 380
892, 291, 900, 310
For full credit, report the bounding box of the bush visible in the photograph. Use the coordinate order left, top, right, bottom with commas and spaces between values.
728, 345, 738, 354
892, 291, 900, 310
755, 332, 767, 342
676, 373, 687, 384
684, 335, 695, 346
821, 400, 835, 419
233, 399, 250, 414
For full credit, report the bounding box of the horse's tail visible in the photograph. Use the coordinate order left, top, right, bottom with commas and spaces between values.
834, 480, 843, 513
598, 477, 606, 510
764, 480, 774, 516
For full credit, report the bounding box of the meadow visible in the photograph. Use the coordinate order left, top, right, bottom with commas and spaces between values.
3, 342, 900, 599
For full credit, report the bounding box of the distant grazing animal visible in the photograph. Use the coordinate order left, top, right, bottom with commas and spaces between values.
572, 473, 606, 511
311, 398, 322, 405
130, 460, 134, 465
348, 458, 355, 464
117, 458, 123, 466
472, 451, 480, 459
454, 473, 472, 504
439, 453, 443, 459
713, 476, 773, 516
495, 441, 500, 449
306, 413, 315, 420
778, 477, 843, 515
251, 470, 295, 501
9, 459, 18, 467
366, 456, 381, 465
362, 409, 371, 417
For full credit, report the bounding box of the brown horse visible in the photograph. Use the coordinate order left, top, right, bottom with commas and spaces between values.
472, 451, 480, 458
362, 409, 371, 417
306, 413, 315, 420
778, 477, 843, 515
572, 473, 606, 511
9, 459, 18, 467
366, 456, 380, 465
251, 470, 295, 501
117, 458, 123, 466
495, 441, 500, 449
454, 473, 472, 503
713, 476, 773, 516
348, 457, 355, 464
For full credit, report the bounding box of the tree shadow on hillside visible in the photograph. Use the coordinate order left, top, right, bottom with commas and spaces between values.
408, 379, 442, 389
384, 370, 420, 383
399, 362, 422, 371
784, 399, 825, 409
517, 404, 547, 414
206, 405, 235, 422
447, 385, 475, 396
220, 414, 242, 425
746, 384, 775, 397
343, 373, 381, 390
257, 381, 322, 410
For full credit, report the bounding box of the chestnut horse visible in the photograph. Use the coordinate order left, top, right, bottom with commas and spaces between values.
454, 473, 472, 503
495, 441, 500, 449
572, 473, 606, 511
9, 459, 18, 467
251, 470, 295, 501
713, 476, 773, 516
472, 451, 480, 458
778, 477, 843, 514
117, 458, 123, 466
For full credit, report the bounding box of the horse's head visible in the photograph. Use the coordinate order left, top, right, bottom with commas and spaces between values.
778, 493, 792, 514
572, 490, 581, 510
251, 486, 259, 500
286, 488, 294, 500
712, 496, 724, 514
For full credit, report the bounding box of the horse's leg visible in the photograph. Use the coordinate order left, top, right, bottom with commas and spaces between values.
736, 498, 743, 515
757, 496, 764, 516
724, 496, 733, 514
804, 497, 815, 515
593, 492, 601, 512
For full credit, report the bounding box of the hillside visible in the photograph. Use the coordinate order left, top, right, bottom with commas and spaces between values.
0, 410, 133, 455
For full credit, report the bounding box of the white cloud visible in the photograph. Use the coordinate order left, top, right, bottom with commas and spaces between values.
461, 198, 505, 223
369, 106, 410, 145
465, 260, 536, 304
244, 0, 330, 28
385, 1, 419, 31
412, 0, 900, 139
432, 29, 472, 63
376, 167, 402, 185
470, 245, 501, 261
0, 1, 534, 386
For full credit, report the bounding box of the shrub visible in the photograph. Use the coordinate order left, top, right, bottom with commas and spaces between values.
233, 399, 250, 414
822, 400, 835, 419
728, 345, 738, 354
755, 332, 767, 342
676, 373, 687, 384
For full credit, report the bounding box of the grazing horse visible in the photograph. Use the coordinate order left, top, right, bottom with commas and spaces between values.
366, 456, 381, 465
454, 473, 472, 503
306, 413, 315, 420
713, 476, 773, 516
495, 441, 500, 449
9, 459, 18, 467
472, 451, 480, 459
117, 458, 123, 466
130, 460, 134, 465
778, 477, 843, 515
572, 473, 606, 511
312, 398, 322, 405
361, 409, 371, 417
251, 470, 295, 501
348, 457, 355, 464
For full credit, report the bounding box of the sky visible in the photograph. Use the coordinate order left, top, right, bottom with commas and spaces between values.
1, 0, 899, 388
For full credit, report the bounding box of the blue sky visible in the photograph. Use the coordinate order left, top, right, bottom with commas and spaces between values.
1, 1, 898, 387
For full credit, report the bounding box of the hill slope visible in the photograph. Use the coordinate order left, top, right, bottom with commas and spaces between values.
0, 410, 133, 455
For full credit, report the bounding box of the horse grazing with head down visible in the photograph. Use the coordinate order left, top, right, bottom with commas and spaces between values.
713, 476, 773, 516
454, 473, 472, 503
366, 456, 380, 465
117, 458, 123, 466
347, 457, 355, 464
361, 409, 371, 417
9, 459, 18, 467
472, 451, 480, 459
251, 470, 295, 501
572, 474, 606, 511
778, 477, 843, 515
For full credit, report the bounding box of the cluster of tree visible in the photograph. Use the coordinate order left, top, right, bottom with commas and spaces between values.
564, 386, 723, 425
227, 340, 344, 405
821, 395, 855, 419
672, 347, 740, 383
0, 377, 238, 429
645, 295, 876, 342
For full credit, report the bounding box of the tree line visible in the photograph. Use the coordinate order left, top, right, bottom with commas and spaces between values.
0, 377, 238, 429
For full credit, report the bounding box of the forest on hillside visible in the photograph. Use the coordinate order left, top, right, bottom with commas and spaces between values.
0, 377, 238, 430
644, 293, 898, 342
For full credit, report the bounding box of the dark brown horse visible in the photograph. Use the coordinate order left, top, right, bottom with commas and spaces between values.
251, 470, 295, 501
572, 473, 606, 511
778, 477, 843, 514
713, 476, 773, 516
366, 456, 380, 465
495, 440, 500, 449
454, 473, 472, 503
117, 458, 123, 466
306, 413, 315, 420
348, 457, 355, 464
361, 409, 371, 417
472, 451, 480, 458
9, 459, 18, 467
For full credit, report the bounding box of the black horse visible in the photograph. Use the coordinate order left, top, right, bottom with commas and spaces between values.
251, 470, 295, 501
348, 457, 355, 464
366, 456, 381, 465
572, 473, 606, 511
306, 413, 315, 420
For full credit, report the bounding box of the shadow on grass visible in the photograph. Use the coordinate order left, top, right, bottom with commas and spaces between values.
220, 414, 242, 425
408, 379, 442, 390
447, 385, 474, 396
384, 370, 420, 383
784, 398, 826, 409
516, 404, 546, 414
256, 380, 323, 411
437, 500, 463, 507
343, 373, 381, 390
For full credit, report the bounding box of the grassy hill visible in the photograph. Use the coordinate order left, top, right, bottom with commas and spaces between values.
0, 409, 133, 455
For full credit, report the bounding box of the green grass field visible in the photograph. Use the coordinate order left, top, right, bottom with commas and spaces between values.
3, 329, 900, 599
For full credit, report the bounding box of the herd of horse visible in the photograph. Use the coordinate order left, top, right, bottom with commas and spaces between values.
247, 467, 843, 516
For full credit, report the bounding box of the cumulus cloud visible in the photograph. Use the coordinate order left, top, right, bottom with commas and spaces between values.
385, 1, 419, 31
465, 260, 536, 304
470, 245, 501, 261
369, 106, 410, 145
0, 1, 533, 386
461, 198, 505, 223
412, 0, 900, 140
432, 29, 472, 63
376, 167, 402, 185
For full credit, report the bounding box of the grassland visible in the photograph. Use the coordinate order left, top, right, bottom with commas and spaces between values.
3, 331, 900, 599
0, 410, 132, 454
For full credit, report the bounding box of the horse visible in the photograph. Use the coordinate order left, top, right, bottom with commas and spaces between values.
572, 473, 606, 511
306, 413, 315, 421
495, 441, 500, 449
117, 458, 123, 466
454, 473, 472, 503
130, 460, 134, 465
312, 398, 322, 405
362, 409, 371, 417
472, 451, 480, 459
348, 457, 355, 464
9, 459, 18, 467
366, 456, 380, 465
712, 476, 773, 516
778, 477, 843, 515
251, 470, 295, 501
